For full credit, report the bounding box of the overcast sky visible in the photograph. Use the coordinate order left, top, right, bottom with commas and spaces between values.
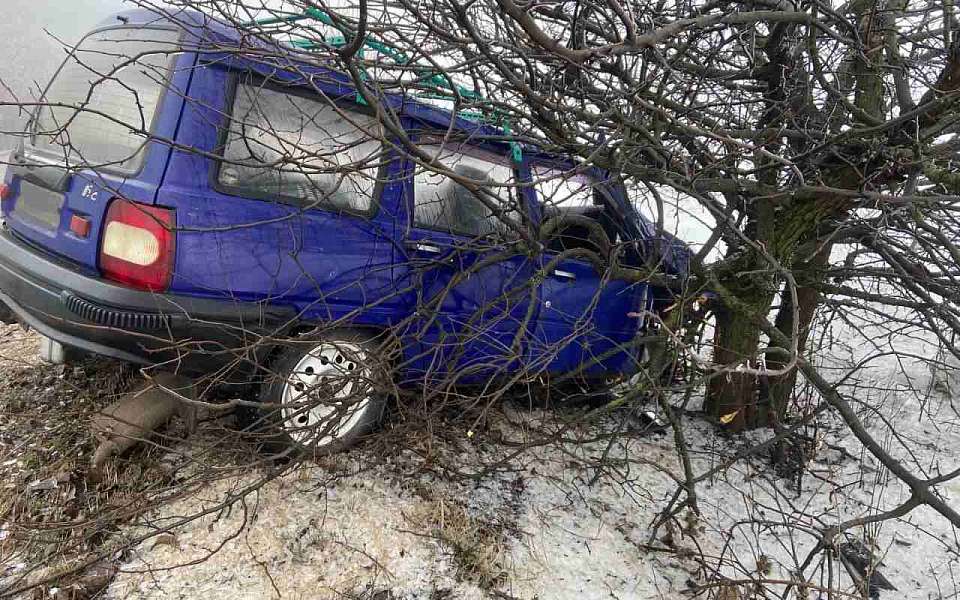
0, 0, 132, 146
0, 0, 133, 99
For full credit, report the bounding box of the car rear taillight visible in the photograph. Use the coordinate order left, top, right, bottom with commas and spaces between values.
0, 184, 12, 203
99, 199, 175, 291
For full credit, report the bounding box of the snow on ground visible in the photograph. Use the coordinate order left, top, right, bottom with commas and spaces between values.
105, 424, 695, 599
102, 308, 960, 600
104, 359, 960, 600
108, 469, 487, 599
2, 311, 960, 599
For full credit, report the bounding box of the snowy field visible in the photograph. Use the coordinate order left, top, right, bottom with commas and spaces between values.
0, 308, 949, 599
100, 375, 960, 600
0, 186, 954, 598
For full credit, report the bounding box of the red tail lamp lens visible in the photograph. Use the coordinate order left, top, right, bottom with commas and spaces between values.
0, 184, 12, 203
99, 199, 175, 291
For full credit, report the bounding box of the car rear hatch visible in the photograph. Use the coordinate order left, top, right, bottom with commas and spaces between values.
2, 25, 185, 272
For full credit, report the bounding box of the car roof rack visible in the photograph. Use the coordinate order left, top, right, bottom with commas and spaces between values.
246, 8, 522, 161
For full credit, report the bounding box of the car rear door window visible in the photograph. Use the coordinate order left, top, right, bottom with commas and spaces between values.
218, 81, 383, 214
413, 143, 520, 238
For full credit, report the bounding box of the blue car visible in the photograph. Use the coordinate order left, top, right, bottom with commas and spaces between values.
0, 9, 692, 452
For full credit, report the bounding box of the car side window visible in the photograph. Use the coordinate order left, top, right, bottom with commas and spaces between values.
532, 166, 599, 210
218, 80, 383, 213
533, 166, 623, 252
413, 144, 520, 238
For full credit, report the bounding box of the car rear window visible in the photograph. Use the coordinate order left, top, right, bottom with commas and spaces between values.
29, 27, 180, 173
218, 81, 384, 214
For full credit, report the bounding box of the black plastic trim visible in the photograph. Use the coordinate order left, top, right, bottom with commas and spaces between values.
62, 292, 171, 331
0, 227, 287, 321
0, 287, 151, 365
0, 226, 296, 371
0, 297, 15, 325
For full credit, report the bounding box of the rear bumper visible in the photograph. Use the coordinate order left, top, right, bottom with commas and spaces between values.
0, 227, 294, 375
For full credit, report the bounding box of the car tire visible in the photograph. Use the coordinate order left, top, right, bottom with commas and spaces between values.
247, 329, 389, 458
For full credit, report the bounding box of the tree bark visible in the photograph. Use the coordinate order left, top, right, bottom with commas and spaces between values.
767, 242, 833, 421
705, 274, 777, 430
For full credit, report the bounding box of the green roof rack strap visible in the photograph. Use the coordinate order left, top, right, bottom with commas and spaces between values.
247, 8, 483, 106
246, 7, 521, 159
503, 120, 523, 162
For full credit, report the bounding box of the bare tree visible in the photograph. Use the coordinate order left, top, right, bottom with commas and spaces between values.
4, 1, 960, 598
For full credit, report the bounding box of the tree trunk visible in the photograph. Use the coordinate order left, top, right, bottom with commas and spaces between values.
705, 287, 776, 431
767, 242, 833, 420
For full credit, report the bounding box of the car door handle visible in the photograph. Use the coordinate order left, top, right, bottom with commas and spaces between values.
552, 269, 576, 281
409, 242, 443, 255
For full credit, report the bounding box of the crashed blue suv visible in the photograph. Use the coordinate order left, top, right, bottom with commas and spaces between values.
0, 10, 692, 452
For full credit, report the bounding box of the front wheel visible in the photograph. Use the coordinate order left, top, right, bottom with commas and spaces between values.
250, 330, 389, 457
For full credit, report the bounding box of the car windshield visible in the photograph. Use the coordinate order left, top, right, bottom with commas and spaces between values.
26, 27, 180, 172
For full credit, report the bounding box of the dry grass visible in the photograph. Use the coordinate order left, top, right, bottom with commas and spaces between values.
409, 494, 507, 590
0, 330, 244, 598
0, 324, 38, 370
0, 348, 140, 593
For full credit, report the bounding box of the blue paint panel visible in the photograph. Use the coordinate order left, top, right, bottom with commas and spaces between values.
390, 127, 540, 384
163, 64, 405, 329
528, 256, 647, 378
395, 231, 537, 384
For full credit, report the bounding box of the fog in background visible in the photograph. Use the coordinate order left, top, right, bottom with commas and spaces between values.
0, 0, 129, 150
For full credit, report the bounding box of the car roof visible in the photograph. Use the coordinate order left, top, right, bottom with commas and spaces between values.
98, 8, 540, 149
91, 9, 656, 240
98, 9, 605, 171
